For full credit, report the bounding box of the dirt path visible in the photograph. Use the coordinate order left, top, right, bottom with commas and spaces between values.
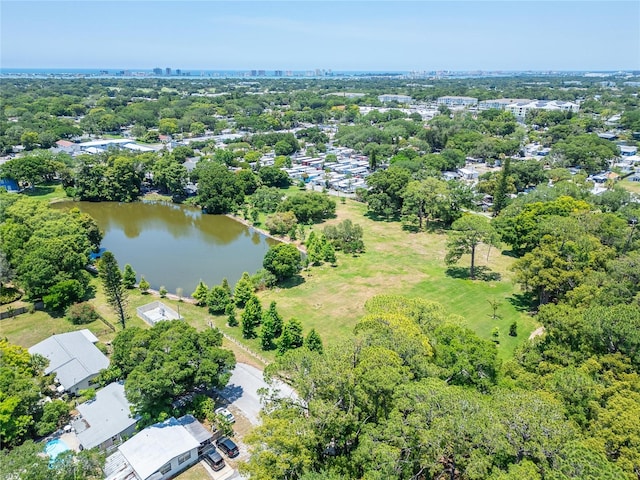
529, 326, 545, 340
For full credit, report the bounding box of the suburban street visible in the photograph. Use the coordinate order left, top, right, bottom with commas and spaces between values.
219, 362, 298, 426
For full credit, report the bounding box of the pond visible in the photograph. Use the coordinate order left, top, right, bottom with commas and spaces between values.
54, 201, 277, 295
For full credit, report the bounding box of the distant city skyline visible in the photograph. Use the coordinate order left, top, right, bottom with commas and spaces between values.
2, 1, 639, 71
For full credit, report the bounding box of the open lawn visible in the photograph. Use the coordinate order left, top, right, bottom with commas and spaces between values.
4, 195, 536, 362
259, 200, 537, 359
173, 462, 209, 480
620, 178, 640, 195
23, 182, 67, 202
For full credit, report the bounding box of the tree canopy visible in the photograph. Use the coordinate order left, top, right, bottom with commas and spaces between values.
103, 321, 235, 418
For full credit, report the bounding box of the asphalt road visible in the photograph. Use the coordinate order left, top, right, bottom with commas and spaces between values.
218, 363, 297, 426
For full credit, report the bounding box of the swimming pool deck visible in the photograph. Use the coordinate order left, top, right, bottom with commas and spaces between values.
60, 432, 80, 451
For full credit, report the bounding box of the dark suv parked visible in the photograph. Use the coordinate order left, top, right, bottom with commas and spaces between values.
216, 436, 239, 458
205, 448, 226, 471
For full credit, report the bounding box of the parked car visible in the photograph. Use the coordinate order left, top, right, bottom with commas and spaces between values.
216, 436, 239, 458
215, 406, 235, 424
205, 448, 226, 471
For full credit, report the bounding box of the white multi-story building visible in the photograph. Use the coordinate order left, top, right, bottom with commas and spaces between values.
378, 94, 412, 103
478, 98, 533, 111
437, 96, 478, 107
504, 100, 580, 120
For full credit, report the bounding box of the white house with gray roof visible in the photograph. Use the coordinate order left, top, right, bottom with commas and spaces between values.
104, 415, 213, 480
72, 382, 138, 451
28, 329, 109, 394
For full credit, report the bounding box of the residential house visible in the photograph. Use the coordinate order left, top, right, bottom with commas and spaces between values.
72, 382, 138, 451
55, 140, 78, 154
104, 415, 213, 480
458, 167, 479, 181
28, 330, 109, 394
620, 145, 638, 157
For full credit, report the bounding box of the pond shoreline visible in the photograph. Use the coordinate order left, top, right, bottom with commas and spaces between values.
224, 213, 308, 255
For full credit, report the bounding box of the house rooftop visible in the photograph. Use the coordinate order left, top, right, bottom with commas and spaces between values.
118, 417, 202, 480
73, 382, 137, 450
28, 330, 109, 391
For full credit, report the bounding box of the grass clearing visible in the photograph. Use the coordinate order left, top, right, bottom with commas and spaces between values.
5, 194, 536, 362
259, 200, 536, 359
23, 183, 68, 202
620, 178, 640, 195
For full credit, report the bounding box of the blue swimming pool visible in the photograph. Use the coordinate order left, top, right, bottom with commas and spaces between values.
44, 438, 70, 461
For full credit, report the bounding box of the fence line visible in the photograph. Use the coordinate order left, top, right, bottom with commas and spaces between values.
220, 331, 271, 366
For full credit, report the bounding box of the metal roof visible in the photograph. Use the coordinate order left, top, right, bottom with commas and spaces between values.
28, 330, 109, 391
118, 417, 201, 480
73, 382, 137, 450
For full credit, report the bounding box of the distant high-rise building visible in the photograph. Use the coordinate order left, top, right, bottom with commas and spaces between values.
176, 69, 181, 76
285, 70, 293, 77
258, 70, 266, 76
153, 67, 162, 75
274, 70, 283, 77
165, 67, 172, 76
250, 70, 257, 76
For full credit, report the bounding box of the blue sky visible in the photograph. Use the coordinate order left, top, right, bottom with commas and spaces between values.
2, 1, 639, 71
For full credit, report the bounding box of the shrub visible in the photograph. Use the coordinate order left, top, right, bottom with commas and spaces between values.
265, 211, 298, 236
139, 276, 150, 294
67, 302, 100, 325
251, 269, 278, 291
0, 287, 21, 305
43, 279, 85, 312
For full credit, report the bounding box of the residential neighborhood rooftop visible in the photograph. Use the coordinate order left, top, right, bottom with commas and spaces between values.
72, 382, 137, 451
28, 330, 109, 392
117, 417, 202, 480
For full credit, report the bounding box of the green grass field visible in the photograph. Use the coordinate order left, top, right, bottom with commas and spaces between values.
4, 192, 536, 361
22, 183, 68, 201
620, 178, 640, 194
259, 200, 536, 359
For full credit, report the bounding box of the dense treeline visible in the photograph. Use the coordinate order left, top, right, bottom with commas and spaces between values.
0, 339, 68, 448
1, 75, 638, 154
243, 171, 640, 479
0, 193, 101, 304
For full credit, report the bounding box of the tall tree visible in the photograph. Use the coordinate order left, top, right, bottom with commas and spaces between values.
106, 321, 235, 416
234, 272, 254, 308
191, 280, 209, 306
278, 318, 304, 355
445, 215, 498, 280
242, 296, 262, 339
122, 264, 137, 289
263, 244, 301, 281
98, 251, 128, 329
207, 285, 231, 314
304, 329, 324, 354
492, 157, 511, 215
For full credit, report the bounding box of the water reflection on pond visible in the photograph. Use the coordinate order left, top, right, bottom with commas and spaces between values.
54, 201, 277, 294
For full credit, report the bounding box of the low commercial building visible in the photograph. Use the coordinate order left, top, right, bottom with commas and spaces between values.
378, 94, 412, 103
478, 98, 533, 111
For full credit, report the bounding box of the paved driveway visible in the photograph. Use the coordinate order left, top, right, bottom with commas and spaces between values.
218, 363, 297, 426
